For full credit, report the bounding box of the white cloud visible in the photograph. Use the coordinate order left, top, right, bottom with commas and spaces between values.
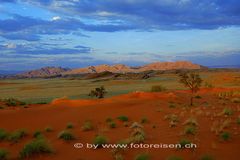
51, 16, 61, 21
5, 43, 16, 49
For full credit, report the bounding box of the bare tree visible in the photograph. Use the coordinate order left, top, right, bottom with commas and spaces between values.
88, 86, 107, 99
178, 72, 202, 106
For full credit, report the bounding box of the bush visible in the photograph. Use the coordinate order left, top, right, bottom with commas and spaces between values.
106, 118, 113, 123
45, 127, 53, 132
183, 118, 198, 126
195, 95, 202, 99
117, 116, 129, 122
223, 108, 233, 116
140, 117, 148, 124
184, 126, 196, 135
33, 130, 43, 138
108, 122, 116, 128
220, 132, 230, 141
168, 104, 176, 108
81, 121, 94, 131
0, 149, 8, 160
8, 129, 27, 143
66, 123, 74, 129
58, 130, 75, 141
93, 135, 108, 148
179, 139, 191, 148
19, 138, 52, 158
88, 86, 107, 99
0, 106, 5, 109
129, 122, 145, 143
0, 129, 8, 141
4, 98, 26, 107
200, 154, 214, 160
237, 117, 240, 125
135, 153, 150, 160
151, 85, 166, 92
166, 155, 183, 160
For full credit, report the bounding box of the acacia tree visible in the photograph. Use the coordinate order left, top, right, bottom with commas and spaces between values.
88, 86, 107, 99
178, 72, 203, 106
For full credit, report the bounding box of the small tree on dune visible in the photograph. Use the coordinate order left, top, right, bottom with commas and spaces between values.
178, 72, 202, 106
88, 86, 107, 99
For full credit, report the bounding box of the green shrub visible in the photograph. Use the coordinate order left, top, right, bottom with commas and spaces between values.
108, 122, 116, 128
195, 95, 202, 99
117, 116, 129, 122
237, 117, 240, 125
33, 130, 43, 138
0, 129, 8, 140
184, 126, 196, 135
200, 154, 214, 160
106, 117, 113, 123
223, 108, 233, 116
220, 132, 230, 141
8, 129, 27, 143
179, 139, 191, 148
151, 85, 166, 92
4, 98, 26, 107
166, 155, 183, 160
45, 127, 53, 132
183, 118, 198, 126
0, 149, 8, 160
114, 154, 124, 160
93, 135, 108, 148
169, 104, 176, 108
58, 130, 75, 141
19, 138, 52, 158
66, 122, 74, 129
140, 117, 148, 124
81, 121, 94, 131
135, 153, 150, 160
4, 98, 17, 106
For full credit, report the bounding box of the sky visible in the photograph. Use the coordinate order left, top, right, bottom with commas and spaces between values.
0, 0, 240, 71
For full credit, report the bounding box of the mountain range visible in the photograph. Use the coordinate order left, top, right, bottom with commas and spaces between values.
16, 61, 202, 78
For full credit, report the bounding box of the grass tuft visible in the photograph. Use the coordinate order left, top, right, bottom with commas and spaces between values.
0, 149, 8, 160
93, 135, 108, 148
200, 154, 214, 160
0, 129, 8, 141
81, 121, 94, 131
58, 130, 75, 141
135, 153, 150, 160
66, 122, 74, 129
220, 132, 230, 141
45, 127, 53, 132
8, 129, 27, 143
33, 130, 43, 138
179, 138, 191, 148
117, 116, 129, 122
184, 126, 196, 135
19, 138, 52, 158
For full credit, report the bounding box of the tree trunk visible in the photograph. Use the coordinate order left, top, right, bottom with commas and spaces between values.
190, 95, 193, 106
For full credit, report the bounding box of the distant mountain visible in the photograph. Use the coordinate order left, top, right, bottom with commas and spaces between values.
17, 67, 70, 78
63, 61, 202, 75
13, 61, 203, 78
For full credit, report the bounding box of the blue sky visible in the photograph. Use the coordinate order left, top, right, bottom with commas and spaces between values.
0, 0, 240, 71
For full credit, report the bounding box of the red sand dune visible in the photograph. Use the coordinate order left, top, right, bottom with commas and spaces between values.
0, 88, 240, 160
